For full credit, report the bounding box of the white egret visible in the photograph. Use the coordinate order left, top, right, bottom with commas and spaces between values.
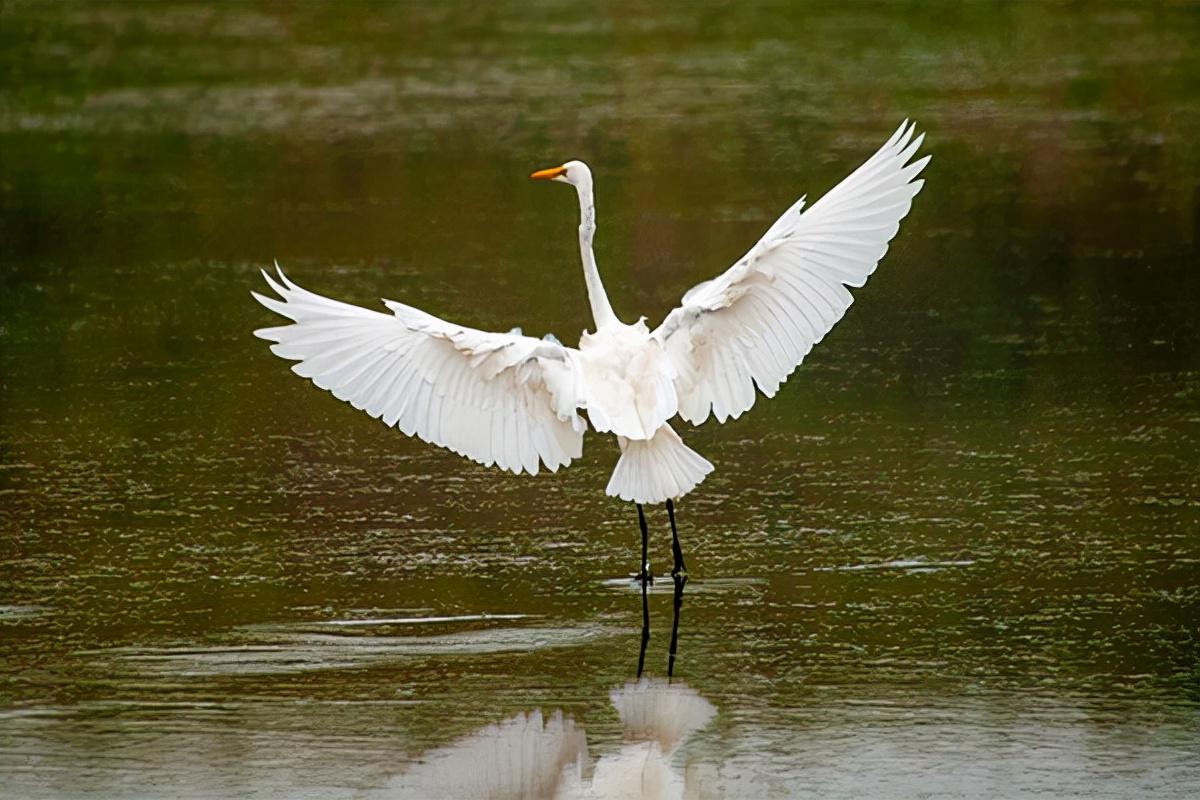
252, 121, 929, 578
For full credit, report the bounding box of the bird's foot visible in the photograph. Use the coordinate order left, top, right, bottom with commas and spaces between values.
670, 561, 688, 577
633, 569, 654, 586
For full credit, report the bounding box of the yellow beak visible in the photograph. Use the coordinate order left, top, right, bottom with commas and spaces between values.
530, 165, 567, 181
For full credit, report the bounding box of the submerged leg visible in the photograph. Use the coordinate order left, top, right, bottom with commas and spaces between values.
667, 498, 687, 576
636, 503, 652, 584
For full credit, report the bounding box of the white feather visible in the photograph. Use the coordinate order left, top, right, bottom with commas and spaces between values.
654, 120, 929, 425
253, 267, 585, 475
606, 425, 714, 504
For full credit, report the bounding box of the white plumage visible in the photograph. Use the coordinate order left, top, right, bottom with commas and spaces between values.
253, 270, 585, 476
253, 121, 928, 506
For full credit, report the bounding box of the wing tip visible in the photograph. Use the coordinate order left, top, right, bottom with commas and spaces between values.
259, 267, 288, 298
275, 261, 299, 290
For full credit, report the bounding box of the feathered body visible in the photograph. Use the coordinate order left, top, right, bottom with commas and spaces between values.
575, 320, 712, 502
253, 122, 929, 505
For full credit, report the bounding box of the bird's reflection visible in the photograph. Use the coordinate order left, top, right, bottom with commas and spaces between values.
386, 576, 717, 799
667, 574, 686, 679
638, 573, 688, 680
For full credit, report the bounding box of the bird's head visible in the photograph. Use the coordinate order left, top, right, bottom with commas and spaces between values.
530, 160, 592, 188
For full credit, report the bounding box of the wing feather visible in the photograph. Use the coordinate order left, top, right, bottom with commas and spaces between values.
253, 267, 585, 474
653, 121, 929, 424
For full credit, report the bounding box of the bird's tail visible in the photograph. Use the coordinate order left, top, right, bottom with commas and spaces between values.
606, 424, 714, 504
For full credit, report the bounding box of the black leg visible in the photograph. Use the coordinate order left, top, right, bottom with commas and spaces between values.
637, 568, 651, 679
636, 503, 652, 584
667, 572, 687, 680
667, 498, 687, 576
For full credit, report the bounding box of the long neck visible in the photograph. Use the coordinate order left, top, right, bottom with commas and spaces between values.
575, 182, 618, 329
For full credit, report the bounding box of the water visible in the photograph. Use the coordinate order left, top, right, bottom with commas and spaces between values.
2, 1, 1198, 797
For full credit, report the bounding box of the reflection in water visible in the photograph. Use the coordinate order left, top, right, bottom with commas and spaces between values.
2, 583, 1198, 797
388, 579, 717, 799
667, 575, 686, 679
575, 679, 717, 800
639, 572, 688, 680
385, 708, 588, 799
386, 680, 717, 800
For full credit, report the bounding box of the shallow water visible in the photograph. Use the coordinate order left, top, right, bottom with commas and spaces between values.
2, 1, 1199, 797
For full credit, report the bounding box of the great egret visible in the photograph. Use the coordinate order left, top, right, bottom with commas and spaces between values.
252, 121, 929, 578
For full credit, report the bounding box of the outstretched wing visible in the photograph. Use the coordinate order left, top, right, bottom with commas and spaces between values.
653, 120, 930, 425
253, 267, 585, 475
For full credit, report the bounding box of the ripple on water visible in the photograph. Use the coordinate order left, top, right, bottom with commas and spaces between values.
0, 605, 51, 621
83, 617, 619, 678
600, 577, 768, 595
815, 558, 977, 573
317, 612, 535, 627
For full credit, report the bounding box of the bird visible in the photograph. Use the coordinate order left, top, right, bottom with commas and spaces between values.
251, 121, 929, 580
